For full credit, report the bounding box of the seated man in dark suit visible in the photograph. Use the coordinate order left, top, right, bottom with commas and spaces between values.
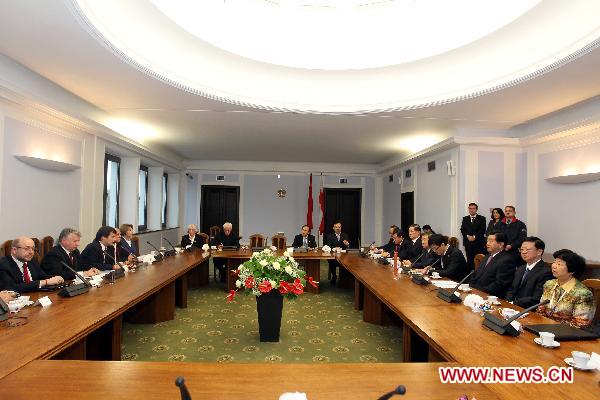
292, 225, 317, 248
213, 222, 240, 282
325, 221, 350, 285
426, 234, 468, 281
469, 231, 517, 298
404, 232, 439, 269
181, 224, 204, 250
505, 236, 553, 308
371, 225, 398, 254
41, 228, 100, 280
0, 237, 64, 292
80, 226, 122, 271
402, 224, 423, 261
381, 228, 404, 258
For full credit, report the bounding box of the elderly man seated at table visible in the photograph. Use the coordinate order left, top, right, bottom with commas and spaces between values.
537, 249, 595, 329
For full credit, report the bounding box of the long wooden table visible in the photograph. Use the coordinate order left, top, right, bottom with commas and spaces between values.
0, 250, 210, 379
338, 253, 600, 399
0, 360, 498, 399
211, 248, 334, 294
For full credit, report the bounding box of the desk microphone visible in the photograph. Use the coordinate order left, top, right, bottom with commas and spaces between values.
102, 250, 122, 268
175, 376, 192, 400
120, 246, 140, 266
377, 385, 406, 399
483, 299, 549, 337
146, 241, 164, 261
162, 237, 177, 257
411, 250, 426, 264
57, 261, 91, 297
437, 270, 475, 303
102, 251, 126, 279
59, 261, 92, 288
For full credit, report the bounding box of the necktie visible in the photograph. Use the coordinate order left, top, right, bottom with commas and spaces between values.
23, 262, 32, 283
507, 219, 511, 225
336, 234, 340, 242
303, 237, 308, 247
480, 255, 493, 271
69, 252, 74, 266
520, 268, 530, 286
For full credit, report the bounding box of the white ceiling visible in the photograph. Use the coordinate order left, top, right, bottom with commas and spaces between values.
0, 0, 599, 164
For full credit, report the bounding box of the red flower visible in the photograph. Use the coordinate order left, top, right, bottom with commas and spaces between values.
226, 290, 235, 303
258, 280, 272, 293
306, 276, 318, 288
291, 278, 304, 295
244, 276, 255, 289
279, 281, 291, 294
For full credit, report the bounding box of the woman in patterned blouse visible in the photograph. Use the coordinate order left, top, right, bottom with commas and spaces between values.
537, 249, 595, 328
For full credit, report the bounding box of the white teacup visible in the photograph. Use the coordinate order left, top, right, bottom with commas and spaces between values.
431, 272, 440, 279
571, 351, 591, 368
459, 284, 470, 291
487, 295, 498, 303
335, 247, 342, 253
539, 331, 555, 346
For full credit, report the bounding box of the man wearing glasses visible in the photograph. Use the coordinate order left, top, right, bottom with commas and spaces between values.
505, 236, 553, 308
0, 237, 64, 292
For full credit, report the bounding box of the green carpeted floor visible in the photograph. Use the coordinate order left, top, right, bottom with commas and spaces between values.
122, 263, 403, 363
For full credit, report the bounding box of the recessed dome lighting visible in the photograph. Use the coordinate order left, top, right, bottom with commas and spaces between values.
151, 0, 540, 70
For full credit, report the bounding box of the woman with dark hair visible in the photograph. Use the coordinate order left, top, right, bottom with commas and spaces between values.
537, 249, 594, 328
485, 208, 505, 237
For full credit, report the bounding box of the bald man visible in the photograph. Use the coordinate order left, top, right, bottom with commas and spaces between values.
0, 237, 64, 292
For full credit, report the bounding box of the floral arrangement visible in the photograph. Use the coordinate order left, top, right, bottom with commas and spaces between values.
227, 248, 317, 302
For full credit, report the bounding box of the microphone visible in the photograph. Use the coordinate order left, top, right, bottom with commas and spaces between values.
102, 250, 122, 267
57, 261, 91, 297
146, 241, 164, 261
175, 376, 192, 400
102, 251, 126, 279
120, 245, 140, 266
162, 237, 177, 257
436, 270, 475, 303
483, 299, 550, 337
377, 385, 407, 399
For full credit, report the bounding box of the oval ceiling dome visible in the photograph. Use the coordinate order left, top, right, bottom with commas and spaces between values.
70, 0, 600, 113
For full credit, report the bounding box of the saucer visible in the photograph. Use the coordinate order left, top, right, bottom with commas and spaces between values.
564, 357, 595, 371
534, 338, 560, 348
489, 301, 501, 305
460, 288, 472, 292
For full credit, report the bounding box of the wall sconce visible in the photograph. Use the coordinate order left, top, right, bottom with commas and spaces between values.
14, 155, 80, 172
545, 171, 600, 184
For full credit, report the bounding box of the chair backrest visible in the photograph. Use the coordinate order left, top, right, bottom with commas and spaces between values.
198, 233, 209, 246
31, 237, 41, 263
249, 234, 266, 248
1, 240, 12, 258
582, 279, 600, 326
271, 235, 286, 250
473, 253, 486, 271
131, 235, 140, 256
448, 236, 459, 248
209, 226, 221, 238
41, 236, 54, 259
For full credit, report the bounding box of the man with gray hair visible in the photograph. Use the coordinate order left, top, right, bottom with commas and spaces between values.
41, 228, 100, 280
213, 222, 239, 283
0, 237, 64, 292
181, 224, 204, 249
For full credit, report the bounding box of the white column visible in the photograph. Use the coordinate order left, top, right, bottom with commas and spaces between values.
119, 157, 141, 229
79, 135, 105, 244
147, 167, 164, 231
178, 172, 187, 236
449, 149, 460, 238
167, 172, 179, 228
374, 175, 383, 246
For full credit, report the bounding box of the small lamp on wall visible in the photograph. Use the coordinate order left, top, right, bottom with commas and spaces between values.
14, 155, 80, 172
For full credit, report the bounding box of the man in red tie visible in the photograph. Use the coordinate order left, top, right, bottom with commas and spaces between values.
41, 228, 100, 280
0, 237, 64, 292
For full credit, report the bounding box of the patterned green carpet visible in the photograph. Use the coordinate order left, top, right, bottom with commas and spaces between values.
122, 263, 403, 363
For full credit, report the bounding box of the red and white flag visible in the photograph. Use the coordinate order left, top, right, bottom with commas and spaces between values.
306, 173, 313, 230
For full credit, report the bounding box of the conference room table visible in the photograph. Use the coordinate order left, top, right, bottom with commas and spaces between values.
0, 250, 210, 380
211, 248, 335, 294
338, 253, 600, 399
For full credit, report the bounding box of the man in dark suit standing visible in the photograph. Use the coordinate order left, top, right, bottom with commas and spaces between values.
502, 205, 527, 262
505, 236, 553, 308
325, 221, 350, 285
213, 222, 240, 282
41, 228, 101, 280
460, 203, 487, 272
80, 226, 121, 271
181, 224, 204, 249
469, 231, 517, 298
0, 237, 64, 292
292, 225, 317, 248
427, 234, 468, 281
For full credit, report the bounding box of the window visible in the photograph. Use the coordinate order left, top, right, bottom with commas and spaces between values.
138, 165, 148, 231
103, 154, 120, 227
162, 173, 168, 228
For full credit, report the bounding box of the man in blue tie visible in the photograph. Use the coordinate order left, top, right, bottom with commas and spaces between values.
292, 225, 317, 249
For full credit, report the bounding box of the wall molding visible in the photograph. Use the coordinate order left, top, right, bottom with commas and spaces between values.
184, 160, 378, 176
